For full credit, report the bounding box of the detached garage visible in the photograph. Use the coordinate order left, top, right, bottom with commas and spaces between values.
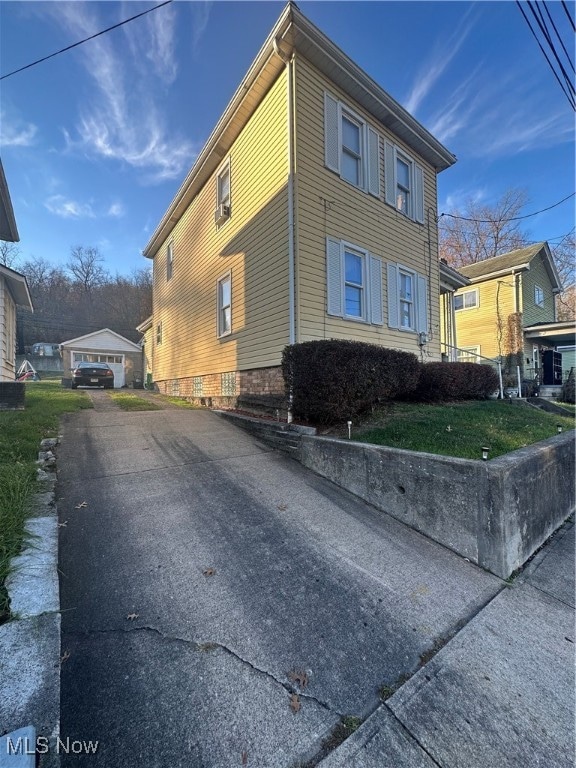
61, 329, 142, 389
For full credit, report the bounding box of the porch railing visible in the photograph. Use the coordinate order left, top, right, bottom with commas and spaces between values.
440, 343, 504, 399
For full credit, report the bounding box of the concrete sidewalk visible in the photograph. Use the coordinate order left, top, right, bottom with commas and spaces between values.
318, 519, 575, 768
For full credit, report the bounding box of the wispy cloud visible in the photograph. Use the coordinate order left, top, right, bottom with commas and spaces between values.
190, 2, 212, 53
45, 194, 95, 219
404, 7, 477, 115
0, 111, 38, 147
107, 202, 125, 218
46, 2, 198, 183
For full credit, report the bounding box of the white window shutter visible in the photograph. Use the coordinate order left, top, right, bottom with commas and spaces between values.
367, 128, 380, 198
369, 255, 383, 325
387, 263, 399, 328
384, 141, 396, 207
414, 164, 424, 223
326, 237, 343, 317
417, 274, 428, 333
324, 93, 340, 173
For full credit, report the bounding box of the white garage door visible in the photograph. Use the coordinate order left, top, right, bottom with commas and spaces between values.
72, 353, 125, 388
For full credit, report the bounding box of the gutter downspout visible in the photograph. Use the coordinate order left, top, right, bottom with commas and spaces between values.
273, 38, 296, 347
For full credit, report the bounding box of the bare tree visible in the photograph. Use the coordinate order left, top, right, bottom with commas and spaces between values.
438, 188, 530, 267
0, 240, 21, 268
67, 246, 109, 293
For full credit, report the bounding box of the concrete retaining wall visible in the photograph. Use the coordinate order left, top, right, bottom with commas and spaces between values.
299, 432, 575, 579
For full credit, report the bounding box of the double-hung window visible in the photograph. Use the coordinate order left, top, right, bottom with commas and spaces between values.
166, 242, 173, 281
217, 273, 232, 337
384, 141, 424, 223
215, 159, 231, 225
324, 93, 380, 197
454, 289, 478, 311
341, 113, 363, 187
387, 262, 428, 334
326, 237, 383, 325
534, 285, 544, 307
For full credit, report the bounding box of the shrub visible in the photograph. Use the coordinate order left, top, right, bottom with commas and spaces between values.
282, 340, 420, 425
411, 362, 499, 402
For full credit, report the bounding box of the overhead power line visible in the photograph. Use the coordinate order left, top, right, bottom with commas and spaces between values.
516, 0, 576, 110
0, 0, 173, 81
438, 192, 575, 224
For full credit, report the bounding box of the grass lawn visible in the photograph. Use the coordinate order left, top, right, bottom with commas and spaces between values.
0, 380, 91, 621
108, 392, 162, 411
349, 400, 575, 460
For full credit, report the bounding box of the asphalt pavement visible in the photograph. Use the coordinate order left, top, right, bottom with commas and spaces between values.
56, 392, 574, 767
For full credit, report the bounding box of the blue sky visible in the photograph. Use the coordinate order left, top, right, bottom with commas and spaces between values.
1, 1, 574, 276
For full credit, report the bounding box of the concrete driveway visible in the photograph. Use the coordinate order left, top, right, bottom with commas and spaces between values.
57, 393, 502, 767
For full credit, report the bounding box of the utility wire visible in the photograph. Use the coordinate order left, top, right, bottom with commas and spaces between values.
438, 192, 575, 223
529, 0, 575, 96
516, 1, 575, 110
561, 0, 575, 32
542, 0, 575, 74
0, 0, 173, 81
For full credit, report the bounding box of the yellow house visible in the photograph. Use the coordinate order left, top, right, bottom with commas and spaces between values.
143, 3, 456, 403
451, 242, 575, 386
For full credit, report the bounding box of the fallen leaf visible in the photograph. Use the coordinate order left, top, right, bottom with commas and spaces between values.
60, 650, 71, 665
58, 521, 68, 528
74, 501, 88, 509
203, 567, 216, 577
277, 503, 287, 511
241, 751, 248, 765
289, 693, 301, 714
288, 669, 309, 689
126, 613, 139, 621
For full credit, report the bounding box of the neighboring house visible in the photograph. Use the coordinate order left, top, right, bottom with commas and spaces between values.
136, 315, 153, 386
60, 329, 143, 389
450, 242, 575, 384
439, 260, 470, 359
143, 3, 456, 404
0, 159, 34, 383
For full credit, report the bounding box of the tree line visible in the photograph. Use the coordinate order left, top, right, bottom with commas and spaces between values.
0, 244, 151, 351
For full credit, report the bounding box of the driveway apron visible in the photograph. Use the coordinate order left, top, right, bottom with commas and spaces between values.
57, 402, 502, 767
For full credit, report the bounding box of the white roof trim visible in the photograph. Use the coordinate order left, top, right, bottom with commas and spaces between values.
60, 327, 141, 351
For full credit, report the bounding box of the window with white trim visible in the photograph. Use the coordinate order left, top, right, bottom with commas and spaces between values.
384, 141, 424, 223
217, 273, 232, 337
457, 346, 480, 363
324, 92, 380, 197
166, 241, 174, 281
326, 237, 383, 325
387, 263, 428, 334
454, 289, 478, 311
534, 285, 544, 307
215, 159, 231, 225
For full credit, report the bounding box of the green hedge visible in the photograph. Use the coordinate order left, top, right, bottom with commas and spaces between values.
282, 340, 420, 425
411, 362, 499, 402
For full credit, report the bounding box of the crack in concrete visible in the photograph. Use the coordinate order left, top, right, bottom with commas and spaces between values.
57, 449, 275, 482
66, 624, 343, 717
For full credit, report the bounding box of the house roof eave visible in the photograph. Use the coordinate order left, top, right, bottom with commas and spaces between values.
0, 159, 19, 243
0, 263, 33, 310
142, 2, 456, 259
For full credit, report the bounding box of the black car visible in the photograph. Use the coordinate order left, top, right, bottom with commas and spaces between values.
71, 362, 115, 389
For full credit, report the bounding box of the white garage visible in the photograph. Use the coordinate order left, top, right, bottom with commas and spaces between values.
60, 328, 142, 389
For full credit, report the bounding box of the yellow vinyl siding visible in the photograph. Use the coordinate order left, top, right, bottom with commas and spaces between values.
152, 70, 289, 381
294, 56, 441, 357
454, 279, 516, 360
521, 253, 556, 326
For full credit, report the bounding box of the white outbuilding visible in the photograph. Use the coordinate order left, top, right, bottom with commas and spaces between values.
60, 328, 142, 389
